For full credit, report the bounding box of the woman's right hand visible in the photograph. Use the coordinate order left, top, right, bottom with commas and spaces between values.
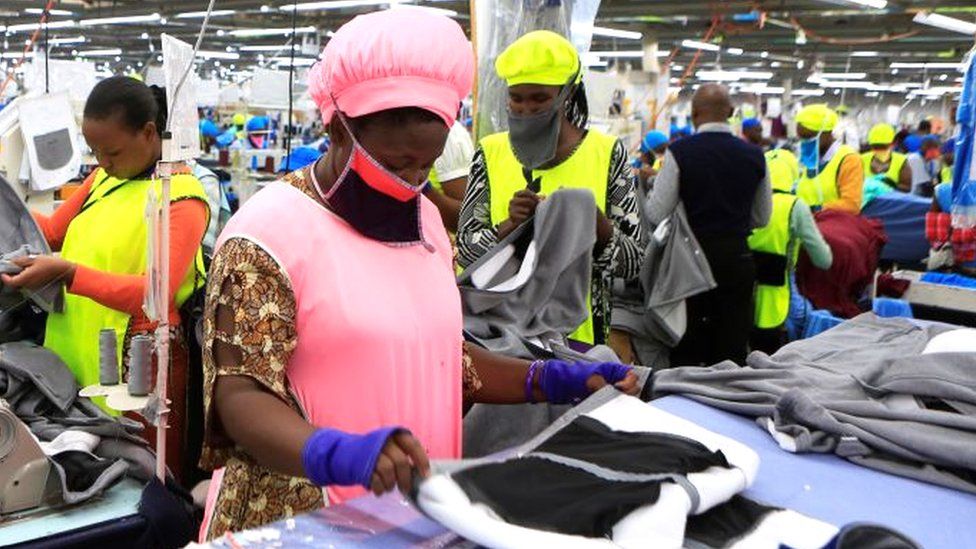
369, 431, 431, 496
507, 189, 544, 227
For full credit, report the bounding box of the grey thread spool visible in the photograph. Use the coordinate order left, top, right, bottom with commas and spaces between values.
128, 335, 153, 396
98, 328, 120, 385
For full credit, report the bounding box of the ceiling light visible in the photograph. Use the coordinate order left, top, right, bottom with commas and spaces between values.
672, 64, 684, 70
281, 0, 414, 11
8, 20, 76, 32
25, 8, 73, 16
590, 50, 643, 58
175, 10, 237, 19
890, 62, 963, 70
75, 48, 123, 56
585, 59, 609, 68
939, 74, 949, 81
681, 39, 720, 52
913, 12, 976, 35
590, 26, 642, 40
261, 5, 271, 12
81, 14, 161, 26
199, 50, 241, 60
114, 56, 121, 61
797, 60, 805, 69
0, 52, 35, 59
271, 57, 316, 66
865, 91, 880, 97
697, 70, 774, 81
814, 72, 867, 79
229, 27, 317, 37
216, 30, 226, 37
770, 61, 782, 67
837, 0, 886, 8
727, 47, 744, 55
891, 68, 899, 74
239, 45, 291, 52
851, 51, 879, 57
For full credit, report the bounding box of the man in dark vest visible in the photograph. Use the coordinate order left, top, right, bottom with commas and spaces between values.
646, 84, 772, 366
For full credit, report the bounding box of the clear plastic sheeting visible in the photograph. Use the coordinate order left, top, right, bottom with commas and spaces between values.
162, 34, 202, 162
474, 0, 601, 140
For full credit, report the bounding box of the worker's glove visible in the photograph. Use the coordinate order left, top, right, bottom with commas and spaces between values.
540, 360, 633, 405
302, 426, 402, 488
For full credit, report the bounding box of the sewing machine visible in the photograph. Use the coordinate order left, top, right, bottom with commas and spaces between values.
0, 399, 57, 515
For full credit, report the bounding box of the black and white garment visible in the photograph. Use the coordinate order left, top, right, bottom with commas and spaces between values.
417, 389, 844, 548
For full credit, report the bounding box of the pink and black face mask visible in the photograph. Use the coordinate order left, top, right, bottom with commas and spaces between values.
313, 110, 428, 245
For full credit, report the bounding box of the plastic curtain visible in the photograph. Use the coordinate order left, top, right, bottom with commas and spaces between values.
952, 51, 976, 230
474, 0, 601, 141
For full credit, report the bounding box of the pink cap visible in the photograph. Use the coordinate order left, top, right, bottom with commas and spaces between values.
308, 9, 474, 127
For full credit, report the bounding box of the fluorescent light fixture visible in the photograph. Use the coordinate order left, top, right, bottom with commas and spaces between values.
389, 4, 458, 17
591, 26, 642, 40
913, 11, 976, 36
77, 48, 123, 56
585, 59, 608, 68
839, 0, 886, 8
817, 81, 874, 89
890, 62, 963, 70
792, 89, 826, 96
851, 51, 879, 57
940, 74, 948, 81
681, 39, 720, 51
198, 50, 241, 60
739, 86, 786, 94
865, 91, 880, 97
8, 20, 76, 32
760, 51, 769, 58
727, 47, 744, 55
281, 0, 413, 11
81, 14, 161, 26
239, 45, 292, 52
910, 86, 963, 96
25, 8, 73, 15
48, 36, 86, 45
229, 26, 317, 37
0, 52, 35, 59
590, 50, 643, 58
770, 61, 782, 67
813, 72, 867, 79
175, 10, 237, 18
697, 70, 773, 81
271, 57, 317, 66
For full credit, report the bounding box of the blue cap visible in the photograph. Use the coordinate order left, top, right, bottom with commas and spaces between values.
246, 116, 270, 132
903, 134, 922, 153
641, 131, 669, 153
742, 117, 761, 130
199, 119, 220, 138
279, 146, 321, 172
942, 137, 956, 154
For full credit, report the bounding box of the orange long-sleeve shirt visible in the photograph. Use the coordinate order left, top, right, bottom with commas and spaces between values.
33, 171, 208, 329
823, 153, 864, 215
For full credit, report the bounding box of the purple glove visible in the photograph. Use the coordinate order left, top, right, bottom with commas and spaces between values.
301, 426, 402, 488
539, 360, 632, 405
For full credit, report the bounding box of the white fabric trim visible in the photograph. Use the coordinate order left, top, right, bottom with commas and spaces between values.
729, 509, 838, 549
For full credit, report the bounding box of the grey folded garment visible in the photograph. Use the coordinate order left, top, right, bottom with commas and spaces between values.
0, 173, 64, 315
458, 188, 597, 359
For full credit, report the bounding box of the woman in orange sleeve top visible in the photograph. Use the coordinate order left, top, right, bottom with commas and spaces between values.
1, 76, 209, 481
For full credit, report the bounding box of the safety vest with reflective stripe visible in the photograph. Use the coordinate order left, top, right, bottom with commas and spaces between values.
44, 168, 208, 411
747, 191, 798, 329
797, 144, 858, 208
860, 151, 906, 185
480, 130, 614, 344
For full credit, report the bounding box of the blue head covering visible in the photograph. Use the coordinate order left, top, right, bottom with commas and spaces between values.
742, 117, 761, 130
640, 131, 669, 153
246, 116, 270, 132
903, 134, 922, 153
199, 119, 220, 138
279, 146, 321, 173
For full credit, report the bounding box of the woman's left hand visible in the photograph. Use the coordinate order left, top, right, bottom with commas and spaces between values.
539, 360, 639, 405
0, 255, 76, 291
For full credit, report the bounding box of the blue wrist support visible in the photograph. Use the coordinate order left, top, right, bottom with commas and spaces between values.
540, 360, 632, 405
301, 426, 401, 488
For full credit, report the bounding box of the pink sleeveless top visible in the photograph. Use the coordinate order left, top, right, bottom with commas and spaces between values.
215, 180, 463, 503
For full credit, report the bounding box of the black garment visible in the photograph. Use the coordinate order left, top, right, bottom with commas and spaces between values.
669, 132, 765, 238
751, 326, 786, 356
672, 235, 755, 366
684, 495, 778, 547
451, 415, 730, 538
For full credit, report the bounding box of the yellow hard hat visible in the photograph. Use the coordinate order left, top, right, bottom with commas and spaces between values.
496, 30, 582, 87
232, 113, 246, 126
867, 123, 896, 146
796, 104, 838, 133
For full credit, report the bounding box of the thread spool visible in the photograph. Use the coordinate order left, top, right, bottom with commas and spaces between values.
98, 328, 120, 386
127, 335, 153, 397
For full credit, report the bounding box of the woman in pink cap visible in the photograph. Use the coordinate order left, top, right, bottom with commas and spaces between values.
198, 8, 637, 539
